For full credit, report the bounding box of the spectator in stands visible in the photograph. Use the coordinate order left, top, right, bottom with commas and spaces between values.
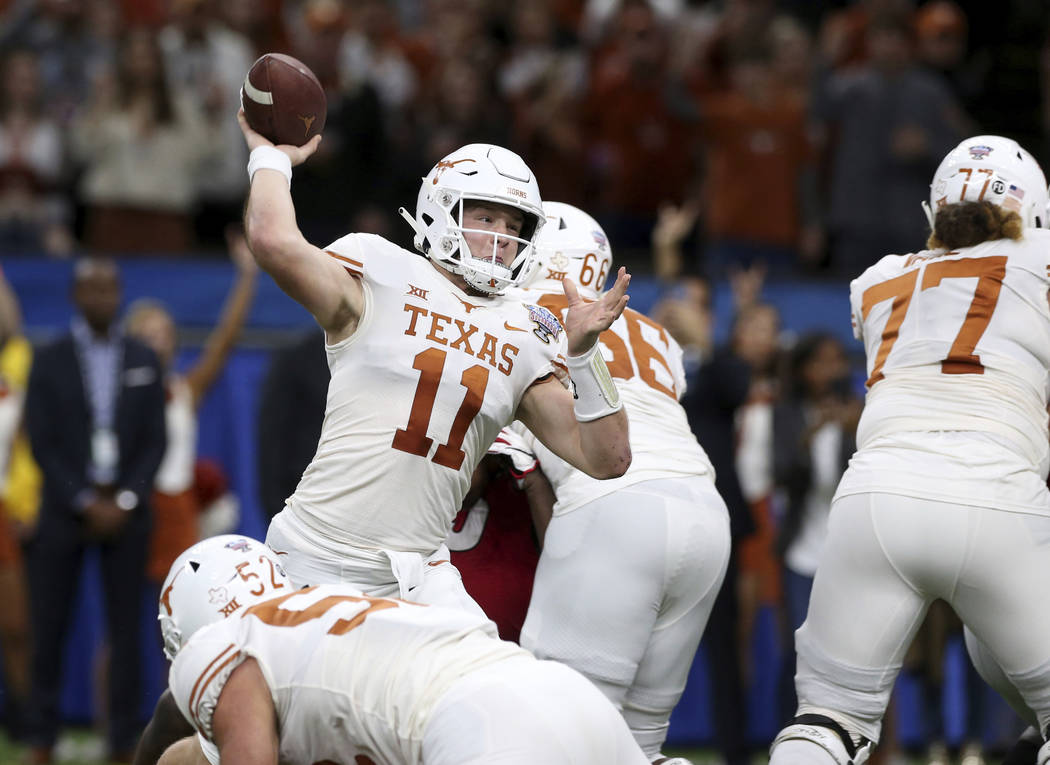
0, 266, 31, 742
337, 0, 418, 112
286, 0, 346, 92
221, 0, 289, 56
415, 56, 513, 161
1, 0, 117, 126
815, 0, 917, 73
125, 228, 258, 585
287, 0, 394, 245
812, 13, 964, 276
913, 1, 982, 135
769, 15, 815, 100
697, 40, 820, 277
582, 1, 695, 254
673, 280, 766, 765
680, 0, 779, 96
255, 330, 329, 521
159, 0, 254, 250
772, 332, 859, 721
501, 0, 589, 208
70, 26, 218, 253
23, 257, 166, 763
0, 47, 73, 257
400, 0, 499, 92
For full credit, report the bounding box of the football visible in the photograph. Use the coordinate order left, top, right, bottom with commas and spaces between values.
240, 53, 327, 147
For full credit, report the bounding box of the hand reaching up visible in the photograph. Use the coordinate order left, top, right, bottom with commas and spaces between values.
562, 266, 631, 356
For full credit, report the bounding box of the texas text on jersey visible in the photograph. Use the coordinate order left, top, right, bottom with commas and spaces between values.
285, 234, 569, 554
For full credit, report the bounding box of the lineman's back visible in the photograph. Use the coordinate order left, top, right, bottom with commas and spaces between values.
840, 229, 1050, 512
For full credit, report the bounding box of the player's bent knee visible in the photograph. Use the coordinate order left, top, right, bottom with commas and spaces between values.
770, 715, 873, 765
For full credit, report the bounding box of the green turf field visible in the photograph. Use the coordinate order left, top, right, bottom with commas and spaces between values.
0, 728, 713, 764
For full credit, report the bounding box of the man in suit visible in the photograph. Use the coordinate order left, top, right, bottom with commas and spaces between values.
23, 257, 166, 763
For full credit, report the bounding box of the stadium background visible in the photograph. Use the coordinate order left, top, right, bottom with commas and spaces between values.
1, 0, 1048, 760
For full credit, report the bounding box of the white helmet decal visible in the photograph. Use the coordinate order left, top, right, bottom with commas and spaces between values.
158, 535, 292, 660
399, 143, 545, 295
924, 135, 1049, 230
528, 201, 613, 300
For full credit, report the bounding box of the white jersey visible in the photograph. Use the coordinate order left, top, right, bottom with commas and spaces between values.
511, 288, 714, 516
836, 230, 1050, 513
169, 584, 528, 765
286, 235, 568, 554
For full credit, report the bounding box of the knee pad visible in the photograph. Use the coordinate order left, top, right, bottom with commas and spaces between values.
771, 714, 873, 765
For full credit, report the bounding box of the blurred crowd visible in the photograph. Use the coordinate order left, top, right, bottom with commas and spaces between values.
2, 0, 1049, 761
1, 0, 1048, 278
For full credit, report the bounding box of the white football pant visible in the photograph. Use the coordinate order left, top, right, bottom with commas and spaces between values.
789, 492, 1050, 744
266, 507, 486, 616
422, 657, 650, 764
520, 476, 731, 757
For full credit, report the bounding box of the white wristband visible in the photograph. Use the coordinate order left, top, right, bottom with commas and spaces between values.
565, 343, 622, 422
247, 146, 292, 187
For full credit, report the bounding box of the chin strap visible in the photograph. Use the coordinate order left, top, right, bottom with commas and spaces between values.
922, 200, 935, 230
398, 207, 427, 253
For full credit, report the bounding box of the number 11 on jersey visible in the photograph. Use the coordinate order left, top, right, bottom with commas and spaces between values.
392, 348, 489, 470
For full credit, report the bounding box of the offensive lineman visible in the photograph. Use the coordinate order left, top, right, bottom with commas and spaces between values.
155, 535, 650, 765
511, 202, 731, 763
768, 136, 1050, 764
236, 110, 631, 609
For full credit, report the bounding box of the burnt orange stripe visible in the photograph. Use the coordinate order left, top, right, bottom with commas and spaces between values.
188, 644, 235, 729
326, 251, 363, 268
343, 266, 363, 278
193, 650, 242, 731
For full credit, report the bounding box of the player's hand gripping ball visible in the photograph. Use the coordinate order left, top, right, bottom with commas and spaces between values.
240, 53, 326, 147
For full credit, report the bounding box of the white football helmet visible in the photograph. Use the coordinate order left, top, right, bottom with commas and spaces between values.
399, 143, 545, 295
158, 535, 292, 660
528, 201, 613, 300
924, 135, 1049, 230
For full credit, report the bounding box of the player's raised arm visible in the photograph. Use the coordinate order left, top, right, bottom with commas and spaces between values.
517, 267, 632, 479
237, 109, 363, 343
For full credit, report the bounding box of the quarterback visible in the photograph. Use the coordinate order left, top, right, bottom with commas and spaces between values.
512, 202, 730, 763
769, 136, 1050, 765
152, 535, 649, 765
235, 110, 631, 609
